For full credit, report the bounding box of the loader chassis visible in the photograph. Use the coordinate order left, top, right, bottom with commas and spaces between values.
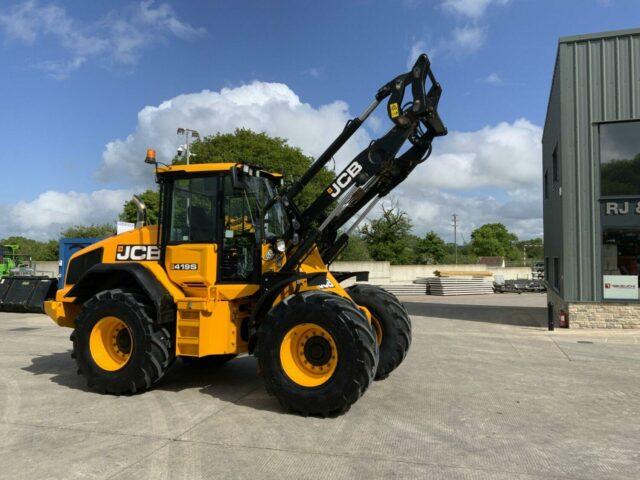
45, 54, 446, 415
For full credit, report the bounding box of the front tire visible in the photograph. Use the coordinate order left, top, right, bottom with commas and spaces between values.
346, 284, 411, 380
71, 289, 174, 394
257, 291, 378, 416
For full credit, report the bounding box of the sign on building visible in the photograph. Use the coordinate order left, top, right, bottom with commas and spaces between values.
603, 275, 639, 300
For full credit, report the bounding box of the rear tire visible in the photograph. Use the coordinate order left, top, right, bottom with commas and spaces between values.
71, 289, 174, 394
346, 284, 411, 380
257, 291, 378, 416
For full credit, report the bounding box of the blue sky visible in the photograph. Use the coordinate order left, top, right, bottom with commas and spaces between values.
0, 0, 638, 240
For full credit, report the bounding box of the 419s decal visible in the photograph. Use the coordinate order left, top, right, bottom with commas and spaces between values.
171, 263, 198, 270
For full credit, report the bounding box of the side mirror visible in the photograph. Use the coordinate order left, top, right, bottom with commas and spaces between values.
231, 165, 252, 189
231, 166, 243, 189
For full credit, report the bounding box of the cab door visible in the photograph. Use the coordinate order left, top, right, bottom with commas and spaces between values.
163, 175, 219, 296
218, 175, 260, 284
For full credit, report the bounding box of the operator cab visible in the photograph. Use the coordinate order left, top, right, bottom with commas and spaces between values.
156, 163, 288, 283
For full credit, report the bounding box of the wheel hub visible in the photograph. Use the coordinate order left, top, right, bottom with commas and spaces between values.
89, 316, 132, 371
115, 327, 132, 355
304, 336, 332, 366
279, 323, 338, 388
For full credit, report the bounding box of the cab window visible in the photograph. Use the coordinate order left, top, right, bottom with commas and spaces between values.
169, 176, 218, 243
220, 176, 258, 281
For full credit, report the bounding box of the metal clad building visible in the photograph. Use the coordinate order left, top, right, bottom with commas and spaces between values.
543, 28, 640, 327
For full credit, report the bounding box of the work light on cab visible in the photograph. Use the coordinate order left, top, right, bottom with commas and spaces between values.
144, 149, 157, 164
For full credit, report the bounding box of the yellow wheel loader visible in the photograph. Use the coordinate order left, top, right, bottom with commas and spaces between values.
44, 54, 447, 416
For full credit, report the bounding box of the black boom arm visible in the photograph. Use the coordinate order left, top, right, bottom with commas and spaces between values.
280, 53, 447, 270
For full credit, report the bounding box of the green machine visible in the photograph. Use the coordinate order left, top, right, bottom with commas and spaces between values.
0, 245, 19, 278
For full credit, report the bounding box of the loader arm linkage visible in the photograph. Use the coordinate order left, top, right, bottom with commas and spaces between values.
274, 53, 447, 269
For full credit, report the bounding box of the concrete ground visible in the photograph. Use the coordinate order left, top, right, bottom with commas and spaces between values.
1, 293, 639, 480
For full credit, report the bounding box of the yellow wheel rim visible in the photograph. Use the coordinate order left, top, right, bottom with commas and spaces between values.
279, 323, 338, 388
89, 316, 132, 371
371, 316, 383, 346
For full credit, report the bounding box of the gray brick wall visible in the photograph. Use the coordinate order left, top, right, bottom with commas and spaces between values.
547, 289, 640, 328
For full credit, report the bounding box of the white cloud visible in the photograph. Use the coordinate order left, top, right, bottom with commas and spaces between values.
408, 0, 508, 62
302, 67, 321, 78
380, 118, 543, 239
98, 81, 372, 186
442, 0, 509, 19
406, 118, 541, 191
2, 81, 374, 239
1, 81, 543, 241
434, 25, 487, 56
407, 39, 427, 68
387, 188, 542, 241
450, 25, 486, 53
0, 0, 205, 78
481, 72, 502, 84
367, 115, 385, 134
0, 189, 135, 240
33, 57, 86, 80
409, 24, 486, 62
135, 0, 205, 40
0, 1, 108, 55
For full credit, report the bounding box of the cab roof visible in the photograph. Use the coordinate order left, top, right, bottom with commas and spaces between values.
156, 162, 283, 177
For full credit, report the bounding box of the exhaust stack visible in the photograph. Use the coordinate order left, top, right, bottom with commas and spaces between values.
132, 195, 147, 228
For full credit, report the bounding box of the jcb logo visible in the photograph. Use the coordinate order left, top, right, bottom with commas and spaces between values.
116, 245, 160, 261
327, 161, 363, 198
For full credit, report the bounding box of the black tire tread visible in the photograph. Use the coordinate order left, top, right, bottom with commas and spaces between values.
347, 284, 411, 380
71, 289, 173, 395
257, 291, 378, 416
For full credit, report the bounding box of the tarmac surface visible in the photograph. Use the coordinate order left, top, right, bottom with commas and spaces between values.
1, 293, 639, 479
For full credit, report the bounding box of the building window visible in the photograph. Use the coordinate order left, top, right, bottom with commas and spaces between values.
544, 170, 549, 199
552, 146, 559, 182
600, 121, 640, 196
553, 257, 560, 291
545, 257, 549, 282
602, 229, 639, 300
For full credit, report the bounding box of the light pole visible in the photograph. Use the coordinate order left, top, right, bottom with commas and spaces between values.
177, 128, 200, 164
452, 213, 458, 264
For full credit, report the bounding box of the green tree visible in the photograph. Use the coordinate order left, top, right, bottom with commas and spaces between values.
415, 231, 447, 264
442, 241, 478, 264
61, 224, 116, 238
0, 236, 58, 261
470, 223, 519, 259
360, 205, 415, 264
177, 129, 334, 209
514, 237, 543, 263
120, 189, 160, 225
120, 129, 337, 223
337, 234, 371, 261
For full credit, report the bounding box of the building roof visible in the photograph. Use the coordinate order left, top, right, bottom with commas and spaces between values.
544, 27, 640, 138
559, 27, 640, 44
